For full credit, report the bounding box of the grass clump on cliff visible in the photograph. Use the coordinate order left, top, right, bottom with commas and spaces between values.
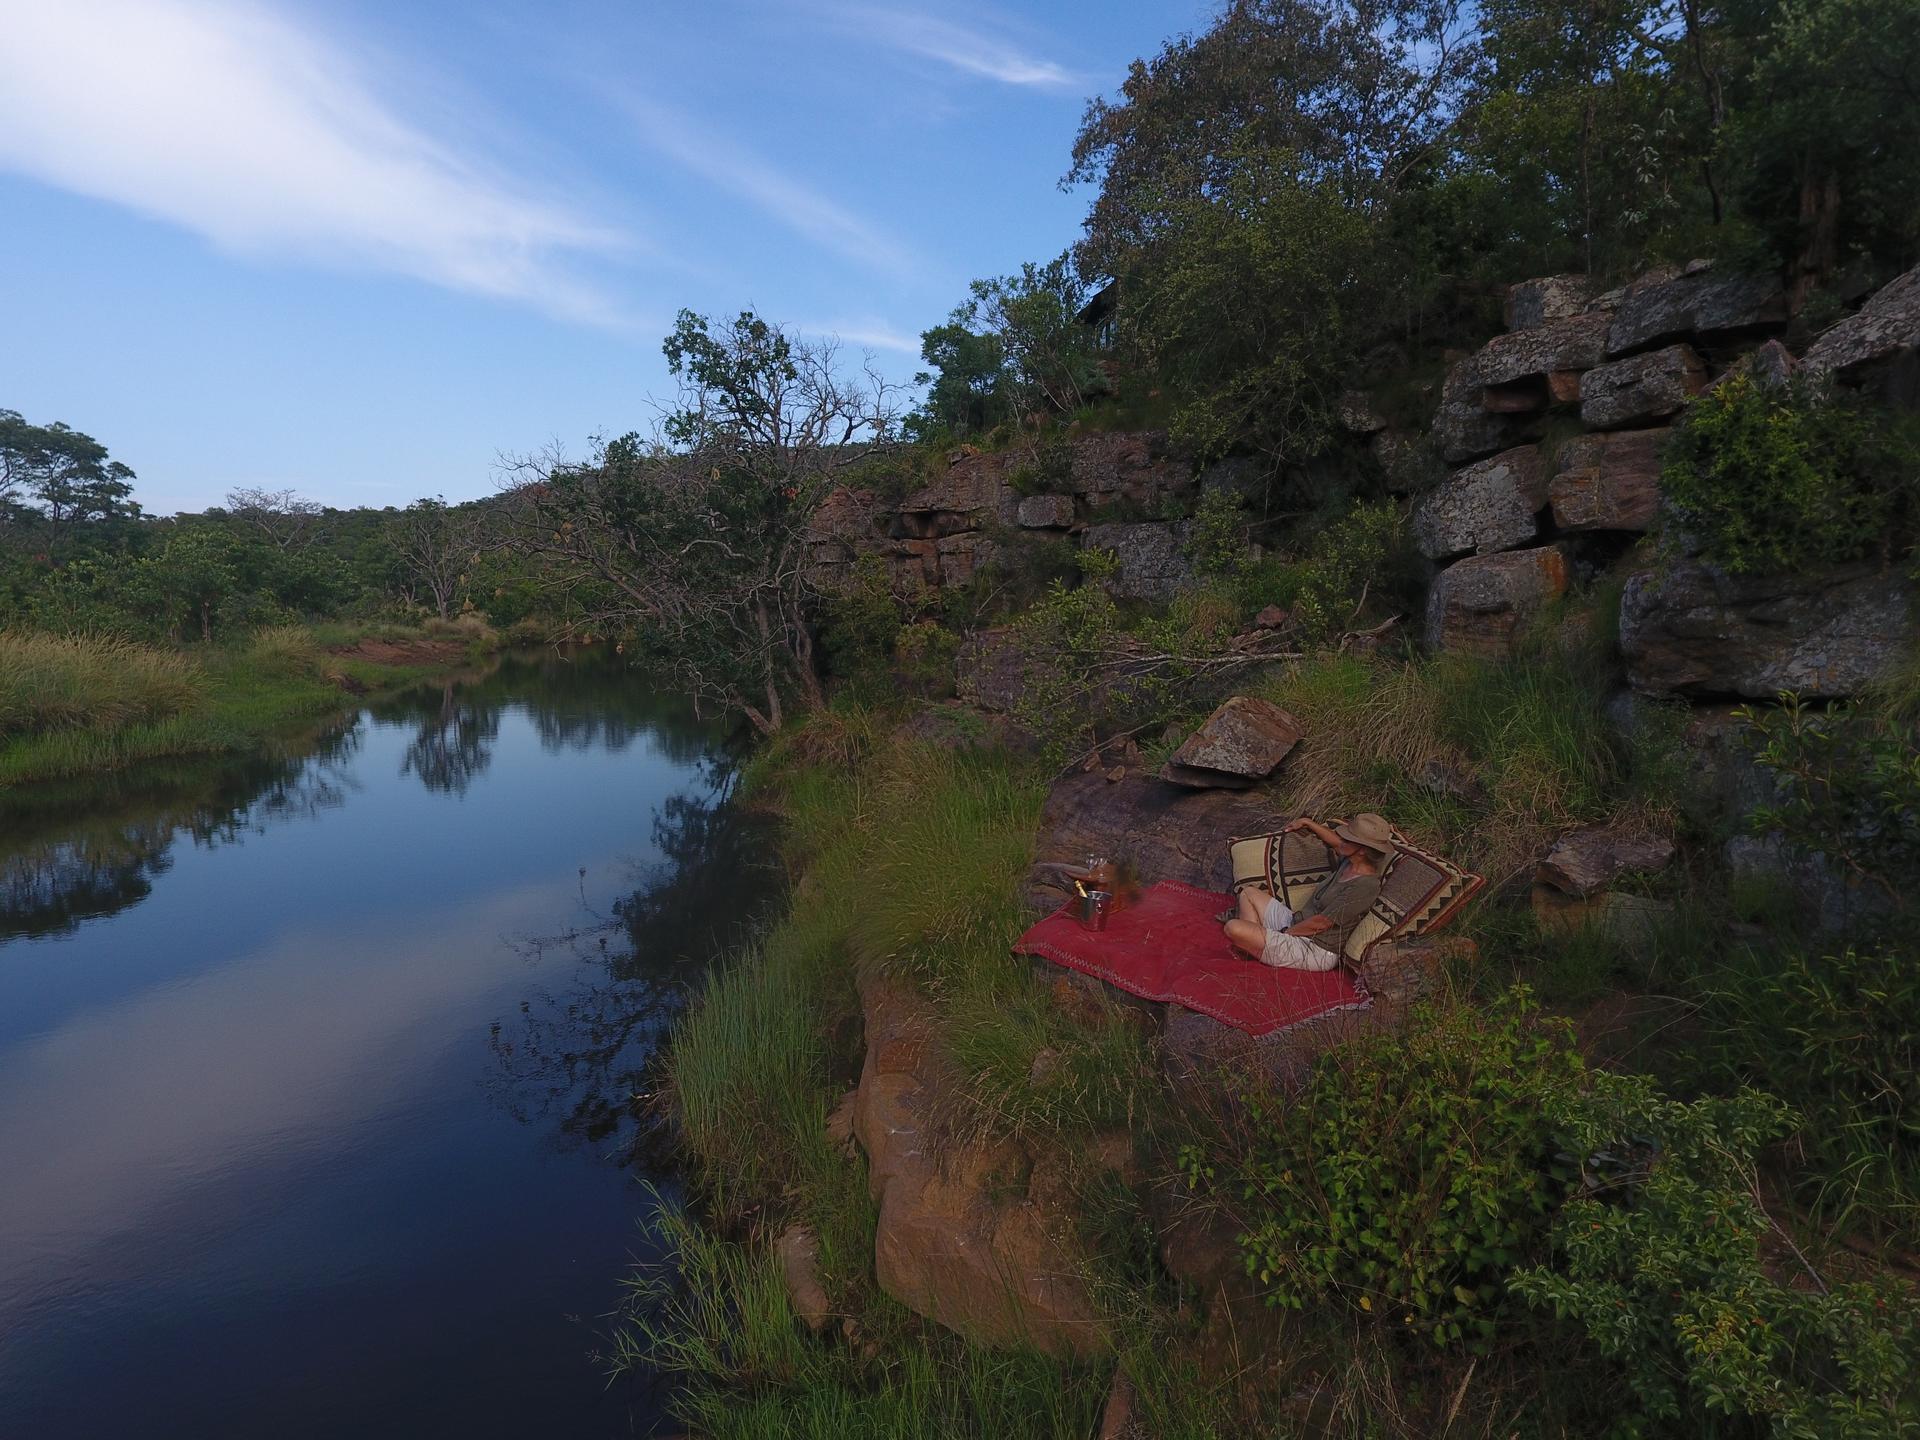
619, 1206, 1107, 1440
1252, 642, 1683, 887
1662, 373, 1920, 576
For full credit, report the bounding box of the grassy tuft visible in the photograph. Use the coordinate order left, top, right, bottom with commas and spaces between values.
1255, 647, 1676, 885
613, 1205, 1107, 1440
0, 632, 204, 738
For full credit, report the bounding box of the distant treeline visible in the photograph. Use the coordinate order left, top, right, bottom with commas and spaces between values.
0, 407, 534, 643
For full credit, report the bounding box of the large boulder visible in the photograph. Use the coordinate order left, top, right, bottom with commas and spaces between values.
936, 531, 995, 585
854, 974, 1109, 1359
1413, 445, 1548, 560
1505, 274, 1598, 331
1432, 355, 1530, 464
1163, 696, 1306, 789
895, 450, 1019, 535
1548, 429, 1666, 533
1064, 431, 1193, 506
1083, 521, 1194, 603
1338, 390, 1390, 434
1425, 545, 1572, 658
1606, 267, 1787, 356
1537, 824, 1676, 898
956, 627, 1030, 713
1027, 768, 1286, 908
1802, 263, 1920, 382
1474, 311, 1610, 392
1620, 560, 1908, 699
1580, 344, 1707, 429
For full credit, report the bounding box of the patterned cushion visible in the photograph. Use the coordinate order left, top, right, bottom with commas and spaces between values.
1229, 818, 1485, 965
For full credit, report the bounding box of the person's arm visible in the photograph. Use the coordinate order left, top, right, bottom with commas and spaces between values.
1283, 816, 1343, 849
1285, 913, 1337, 937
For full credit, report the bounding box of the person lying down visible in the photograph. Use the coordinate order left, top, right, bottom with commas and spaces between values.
1223, 813, 1396, 971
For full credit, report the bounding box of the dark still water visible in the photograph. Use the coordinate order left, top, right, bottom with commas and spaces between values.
0, 650, 770, 1438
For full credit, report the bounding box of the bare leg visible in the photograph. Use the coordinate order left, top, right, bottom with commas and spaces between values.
1236, 885, 1274, 925
1224, 917, 1268, 960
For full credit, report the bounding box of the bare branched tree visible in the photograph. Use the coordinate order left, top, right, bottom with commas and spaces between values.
395, 496, 481, 621
498, 310, 903, 734
226, 486, 326, 552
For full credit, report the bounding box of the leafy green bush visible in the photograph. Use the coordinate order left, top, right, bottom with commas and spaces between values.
820, 555, 906, 691
1512, 1073, 1920, 1438
1271, 499, 1414, 641
1182, 991, 1584, 1347
1661, 375, 1918, 575
1739, 691, 1920, 909
1698, 941, 1920, 1237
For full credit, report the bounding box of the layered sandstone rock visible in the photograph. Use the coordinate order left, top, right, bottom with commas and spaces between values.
853, 974, 1109, 1359
1413, 444, 1548, 559
1580, 344, 1708, 429
1547, 429, 1665, 532
1424, 545, 1571, 658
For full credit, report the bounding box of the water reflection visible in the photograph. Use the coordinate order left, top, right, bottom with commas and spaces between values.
489, 742, 780, 1166
0, 728, 360, 941
0, 646, 758, 1438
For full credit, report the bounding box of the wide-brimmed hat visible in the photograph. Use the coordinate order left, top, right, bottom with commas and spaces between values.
1334, 812, 1397, 857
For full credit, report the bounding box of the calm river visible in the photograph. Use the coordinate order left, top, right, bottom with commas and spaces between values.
0, 650, 770, 1437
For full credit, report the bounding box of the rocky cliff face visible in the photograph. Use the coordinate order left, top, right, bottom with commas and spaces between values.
809, 431, 1200, 598
1413, 258, 1917, 680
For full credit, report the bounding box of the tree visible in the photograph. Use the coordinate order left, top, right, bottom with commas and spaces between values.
144, 526, 242, 641
226, 486, 326, 553
394, 497, 481, 621
912, 253, 1106, 437
1063, 0, 1477, 462
502, 309, 902, 734
0, 408, 139, 538
1067, 0, 1480, 279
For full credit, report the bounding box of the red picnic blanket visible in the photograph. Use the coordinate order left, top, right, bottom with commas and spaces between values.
1014, 880, 1370, 1038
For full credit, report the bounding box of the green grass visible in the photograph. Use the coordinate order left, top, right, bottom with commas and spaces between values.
0, 632, 204, 737
655, 705, 1175, 1430
1251, 644, 1685, 886
615, 1205, 1109, 1440
0, 625, 476, 786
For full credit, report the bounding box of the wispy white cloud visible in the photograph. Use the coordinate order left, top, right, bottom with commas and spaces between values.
608, 94, 915, 276
804, 320, 924, 357
0, 0, 624, 321
842, 7, 1080, 90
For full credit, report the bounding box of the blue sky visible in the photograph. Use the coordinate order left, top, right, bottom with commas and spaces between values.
0, 0, 1209, 515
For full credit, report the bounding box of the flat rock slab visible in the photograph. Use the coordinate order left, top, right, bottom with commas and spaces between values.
1414, 444, 1547, 560
1538, 825, 1677, 898
1802, 262, 1920, 380
1163, 696, 1305, 788
1027, 768, 1285, 908
1549, 428, 1666, 532
1620, 560, 1909, 699
1607, 269, 1786, 356
1475, 311, 1610, 389
1581, 344, 1707, 429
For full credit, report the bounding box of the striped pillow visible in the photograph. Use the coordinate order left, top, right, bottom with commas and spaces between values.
1229, 819, 1485, 965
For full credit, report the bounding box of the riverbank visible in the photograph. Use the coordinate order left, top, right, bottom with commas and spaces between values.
626, 655, 1920, 1437
0, 621, 502, 787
